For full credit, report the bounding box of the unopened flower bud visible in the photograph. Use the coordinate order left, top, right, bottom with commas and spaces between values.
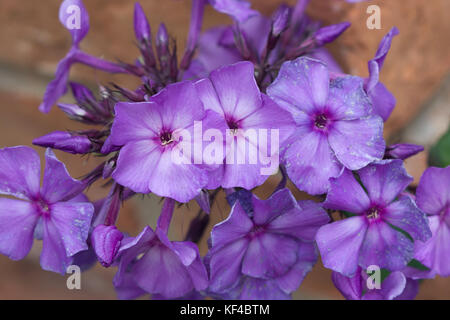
385, 143, 424, 160
134, 2, 151, 42
33, 131, 92, 154
91, 225, 123, 267
314, 22, 351, 46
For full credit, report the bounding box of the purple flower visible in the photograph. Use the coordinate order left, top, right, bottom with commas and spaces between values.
185, 14, 270, 80
33, 131, 93, 154
316, 160, 431, 276
332, 267, 419, 300
267, 57, 385, 195
39, 0, 125, 113
413, 166, 450, 277
133, 3, 151, 42
185, 9, 345, 81
106, 81, 226, 203
71, 187, 129, 272
57, 82, 98, 122
271, 5, 290, 38
0, 146, 94, 274
384, 143, 424, 160
114, 226, 209, 299
214, 239, 318, 300
195, 61, 295, 190
91, 224, 123, 267
209, 0, 258, 23
207, 189, 329, 299
364, 27, 399, 121
181, 0, 207, 70
313, 22, 351, 46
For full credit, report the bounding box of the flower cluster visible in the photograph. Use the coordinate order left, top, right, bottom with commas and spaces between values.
0, 0, 448, 300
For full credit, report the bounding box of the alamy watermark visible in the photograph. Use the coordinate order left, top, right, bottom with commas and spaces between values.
66, 265, 81, 290
65, 4, 82, 30
366, 5, 381, 30
366, 265, 381, 289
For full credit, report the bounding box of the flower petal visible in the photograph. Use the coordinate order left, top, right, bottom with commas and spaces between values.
0, 146, 41, 200
209, 237, 249, 293
132, 244, 193, 298
230, 277, 291, 300
414, 216, 450, 277
368, 27, 399, 82
252, 188, 297, 226
384, 196, 432, 242
328, 116, 385, 171
239, 94, 296, 144
267, 57, 330, 117
275, 241, 317, 294
368, 82, 396, 121
40, 219, 73, 274
105, 102, 161, 148
331, 270, 362, 300
209, 0, 258, 23
241, 232, 299, 278
114, 272, 147, 300
378, 271, 406, 300
149, 81, 206, 131
114, 226, 156, 288
112, 140, 161, 194
316, 216, 368, 276
267, 198, 329, 242
394, 278, 419, 300
358, 221, 413, 272
41, 148, 85, 203
283, 130, 342, 195
416, 166, 450, 215
327, 76, 372, 121
39, 53, 74, 113
358, 159, 413, 206
0, 198, 38, 260
324, 168, 371, 214
362, 271, 406, 300
147, 147, 208, 203
172, 241, 209, 291
221, 158, 270, 190
211, 201, 253, 250
204, 61, 262, 121
186, 26, 241, 80
49, 201, 93, 257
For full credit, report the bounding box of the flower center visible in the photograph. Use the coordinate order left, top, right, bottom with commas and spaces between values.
248, 224, 266, 238
440, 204, 450, 223
366, 207, 380, 220
314, 114, 328, 129
36, 199, 50, 217
226, 117, 240, 135
160, 131, 173, 146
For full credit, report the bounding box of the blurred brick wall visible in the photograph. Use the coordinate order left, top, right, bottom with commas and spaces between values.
0, 0, 448, 299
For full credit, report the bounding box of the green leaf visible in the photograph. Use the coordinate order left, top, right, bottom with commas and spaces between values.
429, 126, 450, 168
341, 211, 357, 217
407, 259, 430, 271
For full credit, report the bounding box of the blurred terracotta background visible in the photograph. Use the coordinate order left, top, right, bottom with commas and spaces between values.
0, 0, 449, 299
